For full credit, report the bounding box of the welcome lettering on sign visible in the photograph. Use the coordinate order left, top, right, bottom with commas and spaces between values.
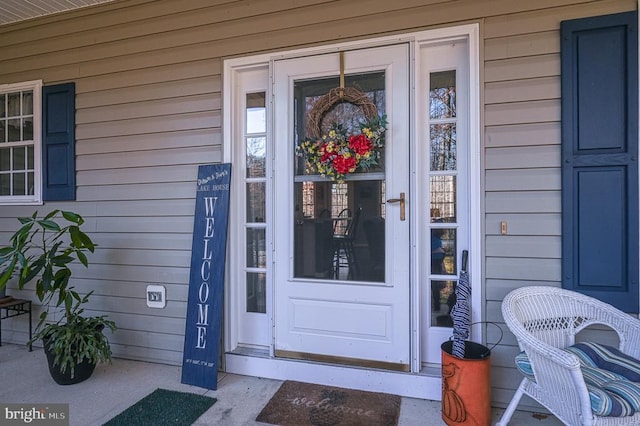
181, 163, 231, 390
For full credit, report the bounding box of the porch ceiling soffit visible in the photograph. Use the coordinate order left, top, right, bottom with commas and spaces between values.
0, 0, 120, 27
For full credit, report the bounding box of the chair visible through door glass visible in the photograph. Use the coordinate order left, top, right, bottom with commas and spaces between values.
333, 207, 361, 280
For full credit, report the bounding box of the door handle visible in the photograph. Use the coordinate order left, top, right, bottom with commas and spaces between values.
386, 192, 406, 221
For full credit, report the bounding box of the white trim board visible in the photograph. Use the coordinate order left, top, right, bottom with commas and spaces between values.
225, 352, 442, 400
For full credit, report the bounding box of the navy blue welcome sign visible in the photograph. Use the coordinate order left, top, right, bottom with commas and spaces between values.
181, 163, 231, 390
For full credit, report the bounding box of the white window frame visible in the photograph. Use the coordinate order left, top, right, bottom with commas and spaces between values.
223, 60, 273, 353
0, 79, 43, 205
416, 37, 475, 365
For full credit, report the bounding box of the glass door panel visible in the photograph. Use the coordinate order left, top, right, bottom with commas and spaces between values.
292, 73, 387, 282
429, 68, 460, 327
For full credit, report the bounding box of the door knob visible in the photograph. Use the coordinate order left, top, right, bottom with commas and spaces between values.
386, 192, 406, 221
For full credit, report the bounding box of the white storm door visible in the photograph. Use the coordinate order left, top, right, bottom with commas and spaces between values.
273, 44, 411, 370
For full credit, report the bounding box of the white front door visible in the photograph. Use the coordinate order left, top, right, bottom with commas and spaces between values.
273, 44, 411, 370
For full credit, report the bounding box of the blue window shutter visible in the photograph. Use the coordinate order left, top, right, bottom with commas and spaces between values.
42, 82, 76, 201
561, 11, 639, 313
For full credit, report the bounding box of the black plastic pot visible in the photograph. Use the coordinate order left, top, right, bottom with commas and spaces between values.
43, 337, 97, 385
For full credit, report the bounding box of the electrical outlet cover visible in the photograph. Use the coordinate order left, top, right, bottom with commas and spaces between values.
146, 284, 166, 308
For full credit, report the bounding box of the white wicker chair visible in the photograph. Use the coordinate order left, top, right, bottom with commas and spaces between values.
496, 286, 640, 426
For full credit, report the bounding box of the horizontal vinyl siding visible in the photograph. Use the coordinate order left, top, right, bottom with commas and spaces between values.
484, 0, 635, 410
0, 0, 636, 407
484, 16, 564, 412
0, 0, 220, 357
0, 2, 226, 363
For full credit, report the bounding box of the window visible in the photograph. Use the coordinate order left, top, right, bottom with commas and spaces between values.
245, 91, 267, 314
0, 80, 41, 204
428, 70, 459, 326
0, 80, 76, 204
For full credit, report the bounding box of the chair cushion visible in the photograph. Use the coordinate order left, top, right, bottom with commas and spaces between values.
514, 344, 640, 417
581, 368, 637, 417
587, 381, 635, 417
514, 351, 535, 380
566, 342, 640, 382
603, 381, 640, 412
580, 364, 628, 387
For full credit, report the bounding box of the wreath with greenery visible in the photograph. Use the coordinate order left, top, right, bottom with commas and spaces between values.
297, 86, 387, 182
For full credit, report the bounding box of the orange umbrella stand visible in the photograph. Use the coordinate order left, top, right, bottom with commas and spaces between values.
441, 340, 491, 426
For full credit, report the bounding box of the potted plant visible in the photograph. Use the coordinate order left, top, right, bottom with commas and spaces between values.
0, 210, 116, 385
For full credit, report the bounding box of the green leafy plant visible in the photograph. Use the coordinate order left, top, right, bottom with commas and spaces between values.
0, 210, 116, 376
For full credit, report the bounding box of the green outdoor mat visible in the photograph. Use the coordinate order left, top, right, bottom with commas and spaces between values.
103, 388, 216, 426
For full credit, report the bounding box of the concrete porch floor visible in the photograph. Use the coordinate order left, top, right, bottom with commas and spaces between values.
0, 344, 563, 426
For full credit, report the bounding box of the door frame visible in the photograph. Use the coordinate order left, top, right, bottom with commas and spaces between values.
222, 23, 481, 399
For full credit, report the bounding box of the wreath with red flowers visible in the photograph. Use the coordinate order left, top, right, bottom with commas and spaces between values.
297, 87, 387, 182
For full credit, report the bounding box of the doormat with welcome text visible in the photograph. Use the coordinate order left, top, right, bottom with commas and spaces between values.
103, 388, 216, 426
256, 380, 401, 426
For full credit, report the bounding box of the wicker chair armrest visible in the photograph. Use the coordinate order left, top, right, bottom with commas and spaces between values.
604, 309, 640, 359
520, 338, 581, 372
521, 340, 591, 420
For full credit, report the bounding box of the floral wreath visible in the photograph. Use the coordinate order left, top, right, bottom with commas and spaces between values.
297, 86, 387, 182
